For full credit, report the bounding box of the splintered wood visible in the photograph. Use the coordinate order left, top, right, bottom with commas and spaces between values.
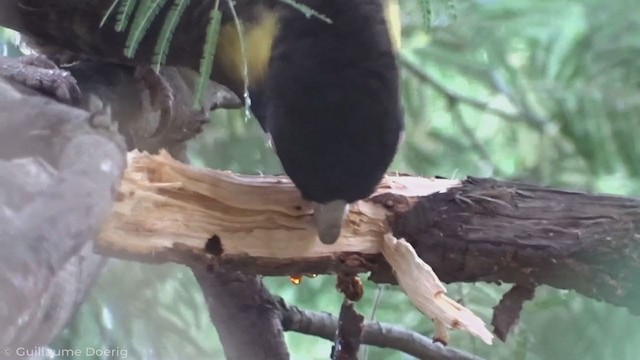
382, 235, 494, 344
98, 150, 493, 344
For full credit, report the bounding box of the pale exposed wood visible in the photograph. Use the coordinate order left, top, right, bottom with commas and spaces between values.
381, 235, 493, 345
98, 150, 460, 261
96, 151, 497, 343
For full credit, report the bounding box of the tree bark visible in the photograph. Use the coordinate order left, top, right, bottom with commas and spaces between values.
0, 73, 126, 349
192, 268, 290, 360
279, 298, 482, 360
389, 177, 640, 314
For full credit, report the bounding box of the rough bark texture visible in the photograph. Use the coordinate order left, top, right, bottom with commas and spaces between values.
389, 177, 640, 314
491, 285, 535, 341
0, 71, 126, 349
280, 301, 483, 360
331, 301, 364, 360
192, 268, 290, 360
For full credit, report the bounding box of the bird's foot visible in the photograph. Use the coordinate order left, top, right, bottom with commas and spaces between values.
0, 54, 81, 104
134, 65, 175, 137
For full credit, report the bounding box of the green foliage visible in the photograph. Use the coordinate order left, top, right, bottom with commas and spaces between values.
55, 262, 224, 360
102, 0, 333, 110
419, 0, 433, 28
0, 28, 20, 57
103, 0, 455, 110
277, 0, 332, 24
115, 0, 136, 31
418, 0, 459, 27
124, 0, 169, 58
224, 0, 252, 119
152, 0, 192, 71
194, 3, 222, 108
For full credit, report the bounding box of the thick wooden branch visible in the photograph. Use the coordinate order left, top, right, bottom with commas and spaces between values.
0, 74, 125, 348
99, 151, 493, 343
98, 150, 640, 342
389, 177, 640, 314
98, 151, 459, 265
192, 268, 290, 359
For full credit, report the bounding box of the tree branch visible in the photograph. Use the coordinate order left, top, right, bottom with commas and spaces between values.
331, 301, 364, 360
388, 177, 640, 313
280, 300, 483, 360
491, 285, 535, 341
399, 54, 521, 124
0, 73, 126, 348
97, 150, 640, 341
192, 268, 290, 360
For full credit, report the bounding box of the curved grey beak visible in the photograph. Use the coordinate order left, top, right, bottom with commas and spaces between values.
313, 200, 349, 244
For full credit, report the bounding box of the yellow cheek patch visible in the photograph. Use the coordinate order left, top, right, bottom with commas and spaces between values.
216, 11, 279, 88
384, 0, 402, 50
216, 2, 397, 91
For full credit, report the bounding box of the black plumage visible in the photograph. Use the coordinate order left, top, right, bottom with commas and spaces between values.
252, 0, 404, 243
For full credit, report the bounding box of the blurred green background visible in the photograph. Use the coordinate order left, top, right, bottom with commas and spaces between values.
3, 0, 640, 358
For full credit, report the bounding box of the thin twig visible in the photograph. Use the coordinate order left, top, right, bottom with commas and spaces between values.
487, 69, 547, 131
399, 54, 519, 123
280, 302, 484, 360
399, 54, 505, 176
448, 99, 504, 177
